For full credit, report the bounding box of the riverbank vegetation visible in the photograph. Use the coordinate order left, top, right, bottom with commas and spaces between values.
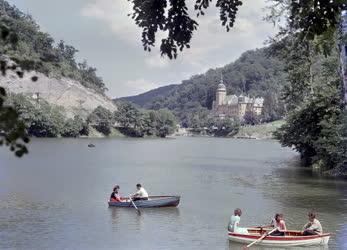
115, 102, 177, 138
236, 120, 284, 139
4, 93, 177, 139
268, 2, 347, 175
188, 116, 240, 137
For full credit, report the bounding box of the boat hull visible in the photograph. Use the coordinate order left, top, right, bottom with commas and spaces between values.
228, 229, 330, 247
108, 196, 180, 208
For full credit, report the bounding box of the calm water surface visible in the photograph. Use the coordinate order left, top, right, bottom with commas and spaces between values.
0, 137, 346, 250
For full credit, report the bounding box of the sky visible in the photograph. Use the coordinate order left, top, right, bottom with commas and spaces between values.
8, 0, 278, 98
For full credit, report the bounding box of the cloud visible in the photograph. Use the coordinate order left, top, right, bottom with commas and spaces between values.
80, 0, 277, 96
81, 0, 141, 43
81, 0, 274, 51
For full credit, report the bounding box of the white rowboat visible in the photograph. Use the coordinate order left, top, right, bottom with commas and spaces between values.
228, 228, 330, 247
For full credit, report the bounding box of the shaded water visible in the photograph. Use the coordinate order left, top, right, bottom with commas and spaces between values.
0, 137, 346, 249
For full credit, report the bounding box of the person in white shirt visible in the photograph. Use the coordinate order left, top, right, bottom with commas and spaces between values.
131, 183, 149, 201
302, 211, 323, 235
227, 208, 249, 235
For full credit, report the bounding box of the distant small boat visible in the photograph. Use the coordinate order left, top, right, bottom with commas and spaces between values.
108, 196, 180, 208
88, 143, 95, 148
228, 228, 330, 247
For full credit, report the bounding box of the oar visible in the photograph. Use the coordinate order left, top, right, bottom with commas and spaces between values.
242, 227, 277, 249
129, 196, 141, 215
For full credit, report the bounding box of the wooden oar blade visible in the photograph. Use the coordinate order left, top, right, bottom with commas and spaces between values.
129, 196, 141, 215
242, 227, 277, 249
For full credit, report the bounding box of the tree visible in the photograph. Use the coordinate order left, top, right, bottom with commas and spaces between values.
88, 106, 114, 136
213, 118, 240, 137
152, 109, 177, 137
0, 22, 29, 156
128, 0, 346, 59
114, 102, 141, 129
274, 36, 347, 171
57, 40, 78, 67
0, 88, 29, 156
275, 86, 345, 168
61, 115, 85, 138
243, 111, 259, 125
115, 102, 148, 137
114, 102, 177, 137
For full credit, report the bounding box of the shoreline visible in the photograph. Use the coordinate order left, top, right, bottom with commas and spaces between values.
173, 120, 285, 140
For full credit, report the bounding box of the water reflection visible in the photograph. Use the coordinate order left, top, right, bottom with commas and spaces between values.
259, 162, 347, 249
0, 138, 346, 249
108, 206, 180, 231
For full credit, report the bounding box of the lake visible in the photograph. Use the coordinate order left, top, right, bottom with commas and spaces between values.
0, 137, 346, 250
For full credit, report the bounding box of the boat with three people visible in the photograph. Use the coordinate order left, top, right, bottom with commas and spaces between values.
228, 227, 330, 247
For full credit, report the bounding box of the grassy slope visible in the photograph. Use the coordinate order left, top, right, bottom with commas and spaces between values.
236, 120, 285, 139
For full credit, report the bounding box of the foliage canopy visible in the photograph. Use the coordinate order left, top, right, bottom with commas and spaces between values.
128, 0, 346, 58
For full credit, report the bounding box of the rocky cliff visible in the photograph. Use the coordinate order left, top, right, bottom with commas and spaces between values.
0, 70, 117, 118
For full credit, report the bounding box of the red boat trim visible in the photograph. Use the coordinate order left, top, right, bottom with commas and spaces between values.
228, 232, 330, 241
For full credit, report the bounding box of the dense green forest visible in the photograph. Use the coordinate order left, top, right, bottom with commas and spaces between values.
121, 47, 287, 127
118, 84, 178, 107
0, 0, 107, 94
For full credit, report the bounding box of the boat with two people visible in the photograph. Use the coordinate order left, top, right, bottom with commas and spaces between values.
108, 184, 180, 208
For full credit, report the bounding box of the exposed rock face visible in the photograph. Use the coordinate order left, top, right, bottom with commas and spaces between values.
0, 70, 117, 118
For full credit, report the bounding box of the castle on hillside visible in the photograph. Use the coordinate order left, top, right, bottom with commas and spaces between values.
212, 76, 264, 120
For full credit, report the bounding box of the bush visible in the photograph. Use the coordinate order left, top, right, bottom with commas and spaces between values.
61, 116, 85, 137
114, 102, 177, 138
88, 106, 113, 136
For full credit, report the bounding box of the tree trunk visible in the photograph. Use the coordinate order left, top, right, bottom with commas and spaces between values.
341, 11, 347, 105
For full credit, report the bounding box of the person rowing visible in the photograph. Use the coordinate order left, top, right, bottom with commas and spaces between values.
109, 185, 123, 202
268, 213, 287, 236
131, 183, 149, 201
302, 211, 322, 235
228, 208, 249, 234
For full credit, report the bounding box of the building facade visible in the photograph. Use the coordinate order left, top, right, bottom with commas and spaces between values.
212, 77, 264, 120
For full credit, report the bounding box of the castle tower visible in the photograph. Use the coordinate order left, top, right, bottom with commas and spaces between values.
216, 74, 226, 106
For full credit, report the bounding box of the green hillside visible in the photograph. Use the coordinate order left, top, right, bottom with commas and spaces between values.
120, 46, 287, 127
0, 0, 107, 94
117, 84, 178, 106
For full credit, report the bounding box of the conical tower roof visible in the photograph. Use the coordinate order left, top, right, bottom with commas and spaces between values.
217, 74, 226, 90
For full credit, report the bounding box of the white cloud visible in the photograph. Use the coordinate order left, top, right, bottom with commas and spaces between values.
80, 0, 277, 96
81, 0, 141, 43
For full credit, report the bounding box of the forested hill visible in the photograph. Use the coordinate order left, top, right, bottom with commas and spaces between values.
0, 0, 107, 94
118, 84, 178, 106
120, 46, 287, 126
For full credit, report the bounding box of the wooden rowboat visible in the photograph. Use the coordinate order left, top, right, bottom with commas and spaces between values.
228, 228, 330, 247
108, 196, 180, 208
